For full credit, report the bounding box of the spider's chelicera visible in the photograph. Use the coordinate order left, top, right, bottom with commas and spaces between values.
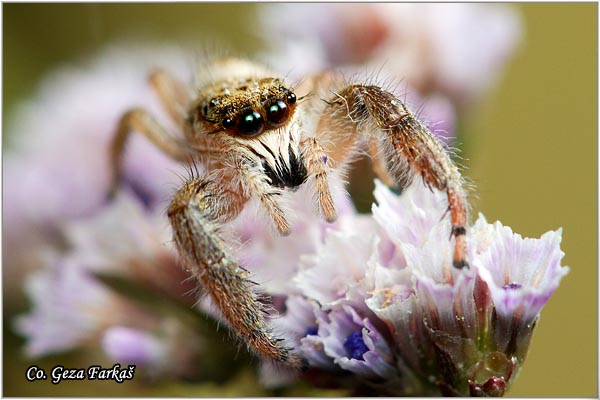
110, 58, 468, 369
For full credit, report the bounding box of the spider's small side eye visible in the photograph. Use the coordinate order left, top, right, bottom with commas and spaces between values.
237, 109, 264, 136
287, 92, 297, 105
266, 100, 290, 127
222, 117, 235, 129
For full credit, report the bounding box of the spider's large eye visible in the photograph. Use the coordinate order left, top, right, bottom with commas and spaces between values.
266, 100, 290, 127
238, 109, 264, 136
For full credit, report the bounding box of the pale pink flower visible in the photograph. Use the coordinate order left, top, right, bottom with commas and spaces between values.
4, 44, 191, 292
14, 259, 160, 357
226, 181, 355, 297
13, 191, 207, 379
102, 326, 167, 365
62, 191, 193, 301
101, 322, 204, 379
267, 180, 568, 395
260, 3, 522, 106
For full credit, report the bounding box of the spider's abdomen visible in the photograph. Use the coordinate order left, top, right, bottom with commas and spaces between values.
262, 146, 308, 190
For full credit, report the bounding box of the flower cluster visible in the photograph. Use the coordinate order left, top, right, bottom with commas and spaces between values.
12, 166, 568, 395
264, 180, 568, 395
13, 192, 207, 380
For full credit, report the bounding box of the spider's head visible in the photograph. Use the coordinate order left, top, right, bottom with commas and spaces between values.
195, 78, 297, 139
190, 66, 306, 188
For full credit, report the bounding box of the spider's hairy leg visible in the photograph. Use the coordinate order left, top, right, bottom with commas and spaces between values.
109, 109, 191, 197
148, 68, 191, 125
301, 137, 336, 222
168, 172, 306, 369
322, 83, 468, 269
109, 69, 191, 197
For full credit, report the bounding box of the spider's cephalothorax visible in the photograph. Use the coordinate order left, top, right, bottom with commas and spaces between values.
189, 67, 308, 192
110, 57, 468, 369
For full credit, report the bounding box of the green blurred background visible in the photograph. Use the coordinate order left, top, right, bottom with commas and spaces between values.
3, 3, 597, 397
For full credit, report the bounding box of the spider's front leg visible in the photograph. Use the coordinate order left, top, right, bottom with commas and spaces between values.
320, 83, 468, 269
167, 171, 306, 369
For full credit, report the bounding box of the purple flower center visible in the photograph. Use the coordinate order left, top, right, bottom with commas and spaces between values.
305, 326, 318, 336
502, 282, 522, 290
343, 330, 369, 360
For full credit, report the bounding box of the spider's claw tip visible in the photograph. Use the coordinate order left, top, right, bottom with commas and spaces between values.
453, 259, 469, 269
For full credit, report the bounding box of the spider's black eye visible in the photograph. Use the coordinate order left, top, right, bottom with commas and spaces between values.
237, 109, 264, 136
222, 117, 235, 129
286, 92, 297, 105
266, 100, 290, 127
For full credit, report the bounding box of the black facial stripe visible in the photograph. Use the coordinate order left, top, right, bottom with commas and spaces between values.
261, 146, 307, 190
258, 140, 278, 163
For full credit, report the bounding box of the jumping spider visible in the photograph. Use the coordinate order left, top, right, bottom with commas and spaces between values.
110, 58, 468, 369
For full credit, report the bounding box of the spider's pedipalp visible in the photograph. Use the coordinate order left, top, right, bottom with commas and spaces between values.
301, 137, 336, 222
234, 161, 292, 236
315, 82, 469, 268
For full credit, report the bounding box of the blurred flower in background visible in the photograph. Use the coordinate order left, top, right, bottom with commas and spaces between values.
3, 45, 190, 299
260, 3, 522, 108
5, 3, 569, 397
